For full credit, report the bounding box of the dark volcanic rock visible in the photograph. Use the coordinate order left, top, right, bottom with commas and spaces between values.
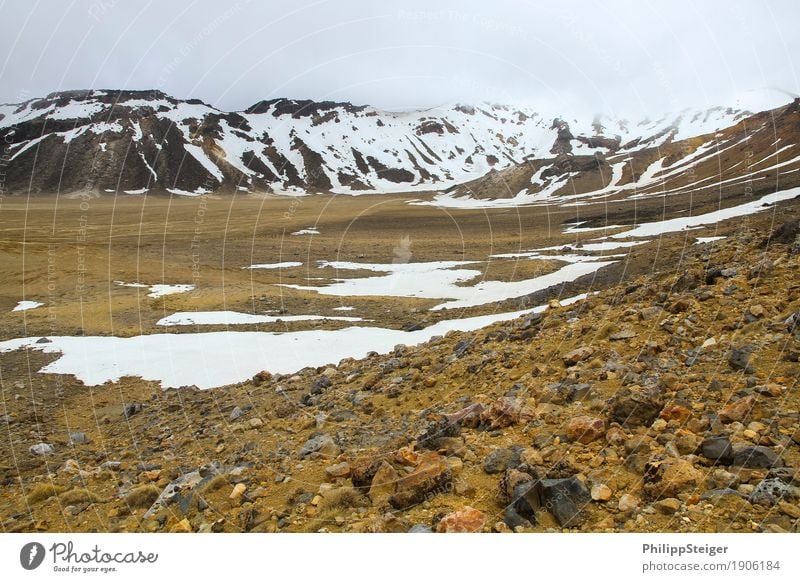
608, 385, 663, 427
538, 476, 591, 527
731, 446, 783, 469
699, 436, 734, 464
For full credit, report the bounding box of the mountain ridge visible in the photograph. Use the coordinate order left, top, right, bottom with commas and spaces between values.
0, 88, 792, 198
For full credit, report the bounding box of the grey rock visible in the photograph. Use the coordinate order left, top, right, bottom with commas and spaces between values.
310, 376, 332, 395
609, 385, 663, 427
732, 446, 782, 469
407, 524, 433, 533
298, 434, 338, 458
749, 478, 795, 506
700, 436, 734, 464
482, 446, 523, 474
100, 461, 122, 471
123, 402, 143, 418
29, 443, 54, 455
539, 476, 591, 527
229, 406, 245, 421
68, 431, 89, 445
728, 346, 754, 372
700, 487, 744, 500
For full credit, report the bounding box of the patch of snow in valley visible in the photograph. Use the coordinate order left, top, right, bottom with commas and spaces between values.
114, 281, 194, 298
0, 295, 587, 389
277, 259, 615, 311
157, 311, 363, 326
290, 228, 319, 236
12, 301, 43, 312
245, 261, 302, 269
695, 236, 726, 244
608, 188, 800, 239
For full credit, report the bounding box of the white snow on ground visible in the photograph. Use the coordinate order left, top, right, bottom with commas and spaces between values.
12, 301, 43, 312
245, 261, 302, 269
608, 188, 800, 239
114, 281, 194, 297
290, 228, 320, 236
278, 259, 615, 311
0, 295, 587, 389
166, 187, 210, 197
695, 236, 726, 244
147, 284, 195, 298
157, 311, 363, 326
332, 306, 355, 311
528, 241, 647, 252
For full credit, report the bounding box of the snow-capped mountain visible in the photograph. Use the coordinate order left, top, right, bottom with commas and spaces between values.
0, 89, 789, 197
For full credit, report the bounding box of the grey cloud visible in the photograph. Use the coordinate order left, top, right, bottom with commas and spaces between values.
0, 0, 798, 118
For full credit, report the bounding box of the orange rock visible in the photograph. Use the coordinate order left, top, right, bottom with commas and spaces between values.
566, 415, 606, 444
718, 395, 756, 423
389, 452, 452, 509
659, 404, 691, 423
644, 458, 704, 499
436, 506, 486, 533
480, 397, 534, 429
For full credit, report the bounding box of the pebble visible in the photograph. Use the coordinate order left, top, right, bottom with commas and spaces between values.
618, 494, 640, 512
29, 443, 54, 455
591, 483, 612, 501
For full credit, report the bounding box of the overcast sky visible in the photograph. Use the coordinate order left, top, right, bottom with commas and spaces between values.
1, 0, 798, 119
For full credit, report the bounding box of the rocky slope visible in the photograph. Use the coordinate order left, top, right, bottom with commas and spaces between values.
2, 208, 799, 533
0, 89, 771, 197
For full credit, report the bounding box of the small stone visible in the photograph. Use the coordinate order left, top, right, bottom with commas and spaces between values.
325, 462, 351, 480
643, 458, 703, 499
229, 483, 247, 499
229, 406, 245, 421
609, 385, 663, 427
700, 436, 734, 464
728, 346, 754, 372
778, 500, 800, 519
389, 452, 452, 510
654, 498, 681, 514
718, 395, 756, 423
435, 506, 486, 533
408, 524, 433, 533
29, 443, 54, 455
299, 434, 340, 459
479, 397, 534, 429
591, 483, 612, 501
539, 476, 591, 527
618, 494, 640, 512
248, 418, 263, 429
563, 346, 594, 366
566, 415, 606, 444
749, 478, 793, 506
170, 518, 192, 533
369, 461, 399, 503
68, 431, 89, 445
122, 403, 143, 418
732, 446, 782, 469
520, 448, 543, 466
482, 446, 522, 474
749, 304, 765, 318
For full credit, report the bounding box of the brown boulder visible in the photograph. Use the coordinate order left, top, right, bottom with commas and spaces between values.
389, 452, 452, 509
644, 458, 704, 499
718, 395, 756, 423
566, 415, 606, 444
563, 346, 595, 366
480, 397, 535, 429
436, 506, 486, 533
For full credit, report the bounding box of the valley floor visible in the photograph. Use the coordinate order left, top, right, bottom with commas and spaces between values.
0, 190, 798, 532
